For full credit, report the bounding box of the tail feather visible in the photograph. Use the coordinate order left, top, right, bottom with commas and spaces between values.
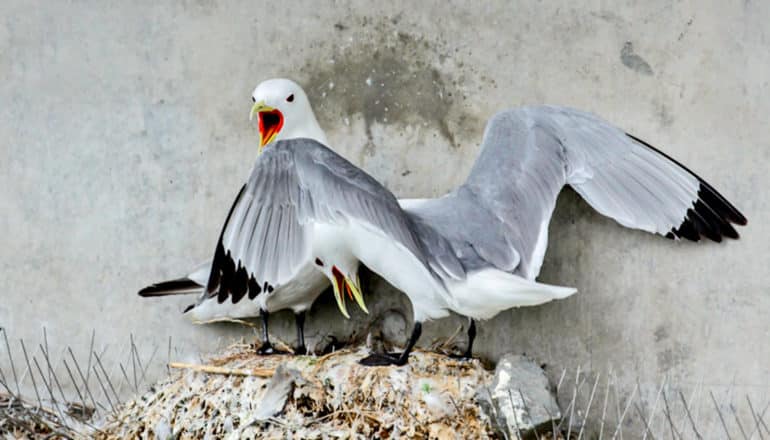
138, 278, 203, 297
450, 269, 576, 320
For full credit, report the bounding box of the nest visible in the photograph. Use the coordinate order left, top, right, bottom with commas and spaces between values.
96, 343, 497, 439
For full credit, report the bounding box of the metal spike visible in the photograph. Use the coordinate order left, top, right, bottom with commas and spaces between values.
611, 383, 638, 440
598, 369, 612, 440
61, 358, 86, 413
642, 377, 667, 440
517, 388, 538, 439
710, 390, 733, 440
567, 365, 581, 440
20, 339, 43, 409
506, 388, 523, 440
634, 403, 657, 440
32, 356, 68, 427
67, 346, 100, 414
91, 365, 115, 413
85, 329, 95, 383
678, 390, 702, 439
39, 344, 68, 408
578, 372, 601, 440
661, 389, 682, 440
2, 328, 20, 397
139, 344, 159, 387
731, 402, 750, 440
129, 333, 139, 393
93, 351, 120, 405
746, 395, 765, 440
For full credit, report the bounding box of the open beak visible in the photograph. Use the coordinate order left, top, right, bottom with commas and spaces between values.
330, 266, 369, 318
250, 101, 284, 152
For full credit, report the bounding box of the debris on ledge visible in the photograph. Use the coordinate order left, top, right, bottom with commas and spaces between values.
95, 343, 563, 439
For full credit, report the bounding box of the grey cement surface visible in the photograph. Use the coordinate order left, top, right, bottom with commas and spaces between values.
1, 0, 769, 431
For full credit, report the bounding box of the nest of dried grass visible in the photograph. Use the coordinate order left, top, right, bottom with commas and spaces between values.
96, 343, 497, 439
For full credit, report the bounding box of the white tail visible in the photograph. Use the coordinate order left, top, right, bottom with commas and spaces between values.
448, 269, 577, 320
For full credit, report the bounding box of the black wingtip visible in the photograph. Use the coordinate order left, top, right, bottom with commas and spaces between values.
138, 278, 201, 297
626, 133, 747, 242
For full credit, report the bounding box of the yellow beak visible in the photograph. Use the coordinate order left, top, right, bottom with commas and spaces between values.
249, 101, 271, 121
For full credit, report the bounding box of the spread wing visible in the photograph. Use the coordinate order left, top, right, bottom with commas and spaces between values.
205, 138, 455, 304
409, 106, 746, 281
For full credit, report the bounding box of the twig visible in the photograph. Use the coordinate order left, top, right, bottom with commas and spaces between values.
611, 383, 638, 440
634, 403, 657, 440
168, 362, 275, 377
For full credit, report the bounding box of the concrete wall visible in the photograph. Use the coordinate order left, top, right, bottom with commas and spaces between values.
2, 0, 768, 428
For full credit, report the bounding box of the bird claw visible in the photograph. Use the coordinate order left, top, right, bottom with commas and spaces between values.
359, 352, 406, 367
293, 345, 307, 356
448, 352, 474, 361
256, 343, 289, 356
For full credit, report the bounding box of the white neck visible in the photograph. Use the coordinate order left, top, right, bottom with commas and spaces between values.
278, 113, 329, 147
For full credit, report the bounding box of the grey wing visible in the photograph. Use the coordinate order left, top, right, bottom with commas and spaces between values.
205, 138, 458, 304
413, 106, 746, 281
292, 139, 464, 281
204, 148, 312, 304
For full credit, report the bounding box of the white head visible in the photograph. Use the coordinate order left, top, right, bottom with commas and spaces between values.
249, 78, 328, 152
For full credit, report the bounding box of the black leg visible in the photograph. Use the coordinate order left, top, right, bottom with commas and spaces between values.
464, 319, 476, 358
294, 311, 307, 355
359, 322, 422, 366
256, 309, 276, 355
449, 318, 476, 360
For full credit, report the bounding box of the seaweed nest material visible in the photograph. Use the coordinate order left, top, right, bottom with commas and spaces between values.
96, 344, 497, 439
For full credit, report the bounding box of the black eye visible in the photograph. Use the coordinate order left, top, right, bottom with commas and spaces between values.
286, 94, 294, 103
252, 96, 256, 103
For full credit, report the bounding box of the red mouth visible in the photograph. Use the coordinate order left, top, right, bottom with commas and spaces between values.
258, 109, 284, 147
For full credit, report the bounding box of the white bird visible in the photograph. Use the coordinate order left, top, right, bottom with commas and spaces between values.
139, 80, 376, 355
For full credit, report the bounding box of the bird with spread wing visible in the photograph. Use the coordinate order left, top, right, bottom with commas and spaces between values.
142, 78, 746, 365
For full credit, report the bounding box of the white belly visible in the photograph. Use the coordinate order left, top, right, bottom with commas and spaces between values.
261, 263, 329, 313
313, 221, 451, 322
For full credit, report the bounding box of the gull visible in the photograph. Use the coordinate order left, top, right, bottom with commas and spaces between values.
138, 81, 366, 355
